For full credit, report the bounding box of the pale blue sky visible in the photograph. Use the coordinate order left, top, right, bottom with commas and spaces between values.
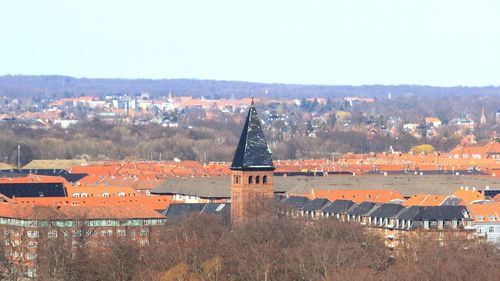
0, 0, 499, 86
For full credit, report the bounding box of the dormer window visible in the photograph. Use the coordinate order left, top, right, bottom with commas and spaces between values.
477, 216, 484, 221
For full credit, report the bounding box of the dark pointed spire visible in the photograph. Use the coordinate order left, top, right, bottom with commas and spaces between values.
231, 101, 274, 171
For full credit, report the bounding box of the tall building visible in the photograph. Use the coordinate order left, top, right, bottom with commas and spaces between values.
230, 100, 275, 224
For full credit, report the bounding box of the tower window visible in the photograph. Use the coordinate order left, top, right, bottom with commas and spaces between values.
248, 176, 253, 184
256, 176, 260, 184
263, 175, 267, 184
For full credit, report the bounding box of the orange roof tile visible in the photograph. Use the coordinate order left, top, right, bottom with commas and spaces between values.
0, 202, 165, 220
403, 194, 447, 206
453, 188, 486, 204
467, 203, 500, 223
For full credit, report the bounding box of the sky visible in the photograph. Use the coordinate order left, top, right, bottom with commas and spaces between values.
0, 0, 499, 86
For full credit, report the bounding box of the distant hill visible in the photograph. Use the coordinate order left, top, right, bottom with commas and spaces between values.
1, 75, 499, 99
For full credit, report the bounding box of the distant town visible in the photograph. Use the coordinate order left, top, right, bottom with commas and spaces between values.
0, 91, 499, 278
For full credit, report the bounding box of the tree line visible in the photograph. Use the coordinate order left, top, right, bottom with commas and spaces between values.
1, 214, 498, 281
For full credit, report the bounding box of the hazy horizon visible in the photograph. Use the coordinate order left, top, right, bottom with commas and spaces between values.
3, 74, 500, 89
1, 1, 500, 87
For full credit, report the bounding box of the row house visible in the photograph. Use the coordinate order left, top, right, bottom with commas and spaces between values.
318, 199, 357, 221
280, 196, 477, 248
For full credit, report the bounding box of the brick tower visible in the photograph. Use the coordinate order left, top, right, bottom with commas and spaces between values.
230, 99, 275, 224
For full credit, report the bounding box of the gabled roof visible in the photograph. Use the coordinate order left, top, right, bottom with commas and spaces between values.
403, 194, 447, 207
231, 105, 274, 171
152, 177, 231, 198
397, 206, 426, 221
421, 205, 470, 221
467, 203, 500, 222
321, 199, 356, 214
161, 203, 206, 219
453, 189, 485, 204
22, 159, 93, 170
441, 197, 465, 206
369, 203, 406, 218
279, 196, 310, 209
0, 203, 165, 220
161, 203, 230, 221
302, 198, 330, 212
347, 202, 378, 216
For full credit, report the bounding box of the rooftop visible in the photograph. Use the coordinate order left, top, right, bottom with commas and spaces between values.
231, 104, 274, 171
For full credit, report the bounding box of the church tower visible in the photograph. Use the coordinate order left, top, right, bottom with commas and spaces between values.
480, 107, 487, 126
230, 100, 275, 224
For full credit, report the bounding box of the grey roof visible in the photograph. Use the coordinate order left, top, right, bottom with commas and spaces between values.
152, 177, 232, 198
161, 203, 230, 221
321, 199, 357, 214
152, 176, 291, 198
279, 196, 310, 209
231, 106, 274, 171
397, 205, 471, 221
161, 203, 206, 219
0, 182, 67, 198
421, 205, 470, 221
347, 202, 378, 216
441, 197, 463, 206
302, 198, 330, 212
397, 206, 427, 221
369, 203, 406, 218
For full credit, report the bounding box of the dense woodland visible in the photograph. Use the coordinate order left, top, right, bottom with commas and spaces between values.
2, 75, 500, 99
0, 117, 468, 166
1, 214, 498, 281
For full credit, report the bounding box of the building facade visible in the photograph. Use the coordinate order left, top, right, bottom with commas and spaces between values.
230, 101, 275, 223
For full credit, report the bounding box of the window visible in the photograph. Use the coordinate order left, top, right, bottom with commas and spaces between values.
255, 176, 260, 184
489, 215, 496, 221
48, 230, 58, 238
248, 176, 253, 184
117, 229, 126, 236
140, 229, 149, 237
489, 227, 495, 233
28, 241, 38, 249
27, 231, 39, 238
477, 216, 484, 221
263, 175, 267, 184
